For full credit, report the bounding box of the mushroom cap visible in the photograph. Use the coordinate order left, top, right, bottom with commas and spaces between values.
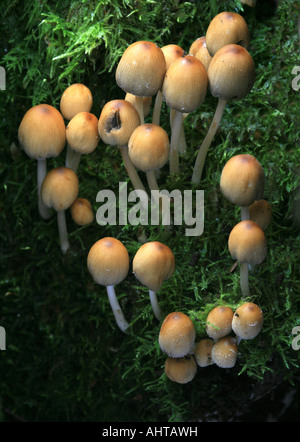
60, 83, 93, 120
228, 220, 267, 266
70, 198, 94, 226
189, 37, 205, 57
132, 241, 175, 292
211, 336, 238, 368
18, 104, 66, 160
165, 356, 197, 384
128, 124, 170, 173
161, 44, 185, 70
66, 112, 99, 154
41, 167, 79, 211
193, 37, 212, 71
159, 312, 196, 358
220, 154, 265, 207
116, 41, 166, 97
162, 54, 208, 113
249, 199, 272, 230
208, 44, 255, 101
206, 11, 250, 57
194, 339, 215, 367
98, 99, 141, 147
87, 237, 129, 287
232, 302, 263, 340
206, 306, 234, 340
125, 93, 152, 118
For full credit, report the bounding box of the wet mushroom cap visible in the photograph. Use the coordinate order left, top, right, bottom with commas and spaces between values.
206, 306, 234, 340
60, 83, 93, 120
220, 154, 265, 207
41, 167, 79, 211
232, 302, 263, 340
159, 312, 196, 358
228, 220, 267, 266
194, 339, 215, 367
161, 44, 185, 70
193, 37, 212, 71
66, 112, 99, 154
211, 336, 238, 368
70, 198, 94, 226
249, 199, 272, 230
165, 356, 197, 384
87, 237, 129, 287
18, 104, 66, 160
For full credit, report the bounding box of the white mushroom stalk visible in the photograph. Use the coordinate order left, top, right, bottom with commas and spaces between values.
148, 289, 162, 321
57, 209, 70, 255
37, 159, 52, 219
106, 285, 129, 333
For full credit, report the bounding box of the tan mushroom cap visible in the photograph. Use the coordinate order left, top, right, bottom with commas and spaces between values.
206, 306, 234, 340
206, 11, 250, 57
128, 124, 170, 172
18, 104, 66, 160
159, 312, 196, 358
87, 237, 129, 287
165, 356, 197, 384
220, 154, 265, 207
66, 112, 99, 154
228, 220, 267, 266
211, 336, 238, 368
208, 44, 255, 101
41, 167, 79, 211
70, 198, 94, 226
133, 241, 175, 292
162, 54, 208, 113
98, 99, 141, 147
232, 302, 263, 340
116, 41, 166, 97
194, 339, 215, 367
193, 37, 212, 71
60, 83, 93, 120
125, 93, 152, 118
249, 199, 272, 230
161, 44, 185, 70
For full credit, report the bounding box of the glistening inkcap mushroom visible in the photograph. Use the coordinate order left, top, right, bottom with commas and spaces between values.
232, 302, 263, 343
87, 237, 130, 333
193, 339, 215, 367
211, 336, 238, 368
164, 356, 197, 384
159, 312, 196, 358
70, 198, 94, 226
249, 199, 272, 230
60, 83, 93, 121
206, 306, 234, 340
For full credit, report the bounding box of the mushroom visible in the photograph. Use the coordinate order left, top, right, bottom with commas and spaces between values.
228, 220, 267, 297
70, 198, 94, 226
220, 154, 265, 220
87, 237, 130, 333
65, 112, 99, 172
18, 104, 66, 219
41, 167, 79, 254
132, 241, 175, 320
206, 306, 234, 340
164, 356, 197, 384
98, 99, 146, 193
162, 54, 208, 175
211, 336, 238, 368
193, 339, 215, 367
193, 37, 212, 71
232, 302, 263, 343
159, 312, 196, 358
115, 41, 166, 124
191, 44, 255, 184
249, 199, 272, 230
125, 93, 152, 119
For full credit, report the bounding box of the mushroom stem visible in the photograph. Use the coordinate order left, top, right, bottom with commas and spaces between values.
37, 159, 52, 219
191, 98, 227, 184
149, 289, 162, 321
65, 144, 74, 169
152, 90, 163, 126
134, 96, 145, 125
241, 206, 250, 221
66, 146, 82, 173
240, 262, 250, 297
146, 170, 159, 192
169, 110, 183, 175
57, 209, 70, 255
119, 146, 146, 192
170, 109, 187, 155
106, 285, 129, 332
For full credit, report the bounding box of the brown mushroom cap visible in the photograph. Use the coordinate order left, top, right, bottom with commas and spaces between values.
232, 302, 263, 340
87, 237, 129, 287
159, 312, 196, 358
165, 356, 197, 384
18, 104, 66, 160
70, 198, 94, 226
249, 199, 272, 230
98, 99, 141, 147
194, 339, 215, 367
116, 41, 166, 97
162, 54, 208, 113
206, 12, 250, 57
228, 220, 267, 266
66, 112, 99, 154
132, 241, 175, 292
211, 336, 238, 368
128, 123, 170, 172
41, 167, 79, 211
60, 83, 93, 120
220, 154, 265, 207
193, 37, 212, 71
161, 44, 185, 70
208, 44, 255, 101
206, 306, 234, 340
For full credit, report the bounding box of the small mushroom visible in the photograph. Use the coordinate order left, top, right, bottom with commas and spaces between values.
60, 83, 93, 121
249, 199, 272, 230
206, 306, 234, 340
159, 312, 196, 358
228, 220, 267, 297
193, 37, 212, 71
164, 356, 197, 384
193, 339, 215, 367
125, 93, 152, 119
41, 167, 79, 254
132, 241, 175, 320
87, 237, 130, 333
211, 336, 238, 368
70, 198, 94, 226
232, 302, 263, 343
